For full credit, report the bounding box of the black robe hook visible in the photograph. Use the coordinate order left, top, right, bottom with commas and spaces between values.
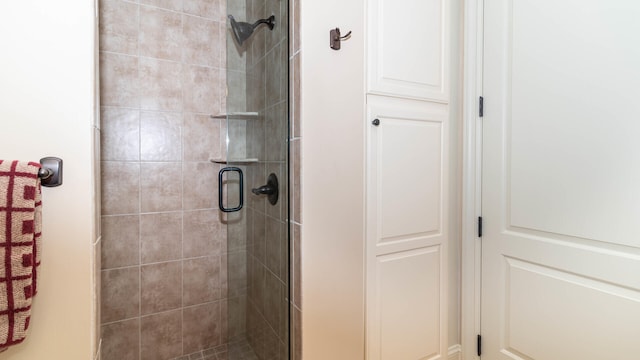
330, 27, 352, 50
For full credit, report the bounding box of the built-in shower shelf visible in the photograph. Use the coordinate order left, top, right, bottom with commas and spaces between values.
210, 112, 260, 120
210, 158, 259, 164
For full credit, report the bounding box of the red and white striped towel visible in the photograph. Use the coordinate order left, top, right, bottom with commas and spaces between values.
0, 160, 42, 350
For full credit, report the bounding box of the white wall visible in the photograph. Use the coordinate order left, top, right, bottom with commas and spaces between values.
0, 1, 97, 359
300, 0, 366, 358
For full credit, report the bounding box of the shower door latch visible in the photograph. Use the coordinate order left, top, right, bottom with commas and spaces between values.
330, 27, 352, 50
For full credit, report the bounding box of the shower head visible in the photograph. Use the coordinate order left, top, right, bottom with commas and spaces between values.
228, 14, 276, 46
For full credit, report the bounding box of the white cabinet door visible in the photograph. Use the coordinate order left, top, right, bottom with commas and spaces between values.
482, 1, 640, 359
367, 0, 449, 102
366, 95, 448, 360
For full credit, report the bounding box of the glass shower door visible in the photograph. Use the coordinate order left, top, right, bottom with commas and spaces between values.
220, 0, 289, 359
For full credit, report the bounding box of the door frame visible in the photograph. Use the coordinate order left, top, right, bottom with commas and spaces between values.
461, 0, 484, 359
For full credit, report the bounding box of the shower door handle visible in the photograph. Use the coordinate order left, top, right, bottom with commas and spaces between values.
218, 167, 244, 212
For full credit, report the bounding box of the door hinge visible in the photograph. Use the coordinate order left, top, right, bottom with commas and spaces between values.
477, 334, 482, 357
478, 216, 483, 238
479, 96, 484, 117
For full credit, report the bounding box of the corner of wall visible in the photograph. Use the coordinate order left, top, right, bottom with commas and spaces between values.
449, 344, 463, 360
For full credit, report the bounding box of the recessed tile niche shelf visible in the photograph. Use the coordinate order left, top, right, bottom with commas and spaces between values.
210, 111, 261, 164
210, 158, 259, 164
209, 111, 260, 120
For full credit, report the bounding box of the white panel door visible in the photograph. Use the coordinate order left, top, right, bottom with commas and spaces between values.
482, 1, 640, 359
367, 0, 448, 102
366, 95, 448, 360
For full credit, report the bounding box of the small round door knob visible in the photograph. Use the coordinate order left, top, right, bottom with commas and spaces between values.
372, 118, 380, 126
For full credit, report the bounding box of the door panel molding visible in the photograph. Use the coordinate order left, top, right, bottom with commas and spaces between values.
502, 257, 640, 359
367, 0, 449, 102
366, 94, 449, 359
372, 246, 442, 360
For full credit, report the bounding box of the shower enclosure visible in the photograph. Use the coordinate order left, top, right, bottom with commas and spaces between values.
98, 0, 289, 357
220, 0, 290, 359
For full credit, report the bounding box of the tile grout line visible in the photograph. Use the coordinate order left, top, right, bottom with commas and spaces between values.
136, 1, 142, 358
180, 27, 186, 353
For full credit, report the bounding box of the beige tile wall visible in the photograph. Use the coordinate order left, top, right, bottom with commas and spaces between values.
99, 0, 228, 359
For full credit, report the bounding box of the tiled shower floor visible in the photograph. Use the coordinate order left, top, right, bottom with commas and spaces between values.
225, 340, 260, 360
171, 339, 259, 360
